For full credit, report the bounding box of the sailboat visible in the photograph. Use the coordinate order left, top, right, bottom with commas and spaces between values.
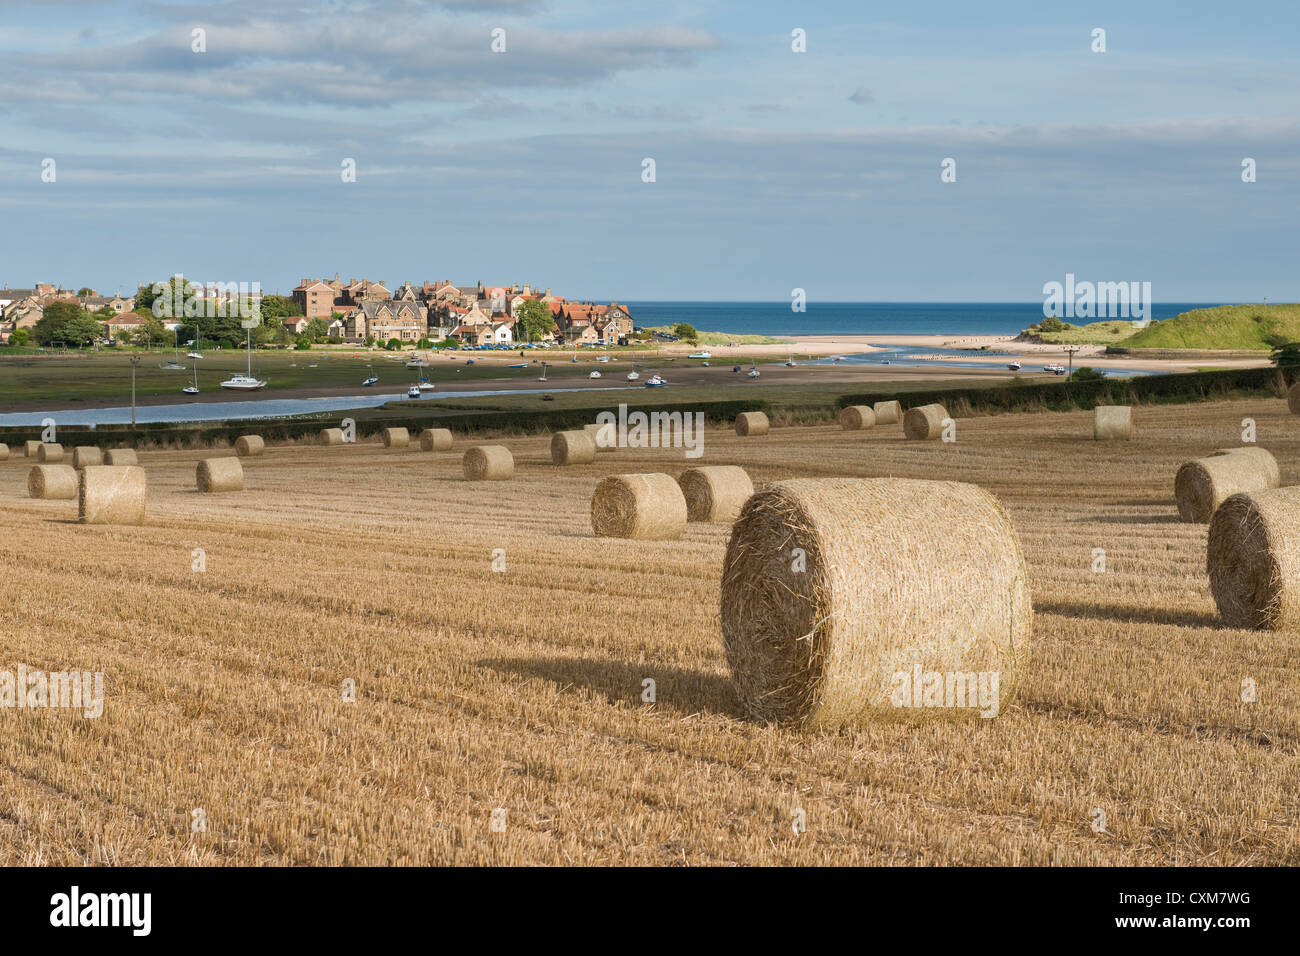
183, 361, 199, 395
362, 364, 379, 387
160, 345, 186, 370
187, 331, 203, 360
219, 329, 267, 391
538, 362, 549, 382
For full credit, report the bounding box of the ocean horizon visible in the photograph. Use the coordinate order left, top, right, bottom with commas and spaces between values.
626, 302, 1226, 338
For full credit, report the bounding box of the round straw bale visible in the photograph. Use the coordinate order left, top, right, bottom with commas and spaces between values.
28, 464, 77, 499
1208, 486, 1300, 629
0, 444, 8, 461
1094, 405, 1132, 440
551, 429, 596, 465
583, 422, 617, 452
234, 434, 265, 457
197, 457, 244, 493
873, 400, 902, 425
903, 403, 949, 440
380, 427, 409, 449
463, 445, 513, 480
419, 428, 452, 452
678, 465, 754, 523
36, 443, 64, 463
838, 405, 876, 430
735, 411, 770, 437
103, 448, 137, 466
23, 440, 40, 457
720, 477, 1031, 729
591, 473, 687, 540
1288, 382, 1300, 414
78, 465, 147, 525
319, 427, 344, 446
1176, 449, 1280, 523
72, 446, 103, 469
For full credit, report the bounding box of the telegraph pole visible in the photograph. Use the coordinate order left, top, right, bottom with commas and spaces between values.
130, 354, 141, 429
1064, 345, 1081, 381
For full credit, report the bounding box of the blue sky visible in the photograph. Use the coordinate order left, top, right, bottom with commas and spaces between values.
1, 0, 1297, 301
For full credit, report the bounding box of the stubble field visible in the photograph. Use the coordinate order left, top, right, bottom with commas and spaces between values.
0, 396, 1296, 865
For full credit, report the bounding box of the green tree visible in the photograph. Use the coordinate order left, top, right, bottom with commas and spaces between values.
34, 301, 104, 347
294, 336, 312, 350
136, 276, 195, 320
258, 295, 302, 323
672, 322, 698, 342
417, 337, 433, 349
385, 338, 402, 350
1071, 366, 1105, 381
8, 328, 30, 347
515, 299, 555, 342
1271, 343, 1300, 367
305, 317, 329, 342
1039, 315, 1065, 333
76, 287, 94, 297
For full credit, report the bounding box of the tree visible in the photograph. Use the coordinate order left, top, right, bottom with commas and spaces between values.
258, 295, 302, 324
1272, 343, 1300, 368
515, 299, 555, 342
305, 317, 329, 342
1071, 366, 1105, 381
76, 287, 94, 298
8, 328, 30, 347
385, 338, 402, 350
672, 322, 698, 343
294, 336, 312, 350
1039, 315, 1065, 333
34, 301, 104, 347
417, 337, 433, 349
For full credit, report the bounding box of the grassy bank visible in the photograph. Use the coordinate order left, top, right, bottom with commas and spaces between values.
643, 326, 794, 346
1021, 303, 1300, 350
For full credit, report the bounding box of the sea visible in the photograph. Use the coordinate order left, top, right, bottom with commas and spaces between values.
626, 302, 1223, 338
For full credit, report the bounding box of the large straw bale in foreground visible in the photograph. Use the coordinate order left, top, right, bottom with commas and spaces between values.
583, 423, 617, 452
720, 477, 1031, 729
319, 428, 344, 446
72, 446, 103, 469
678, 465, 754, 523
551, 430, 596, 465
838, 406, 876, 430
1175, 448, 1280, 522
1208, 486, 1300, 629
234, 435, 265, 457
903, 403, 949, 440
1094, 405, 1132, 440
197, 457, 244, 493
463, 445, 513, 480
28, 464, 78, 499
36, 443, 64, 463
873, 400, 902, 425
78, 465, 147, 525
104, 448, 137, 465
591, 473, 687, 539
380, 427, 409, 449
419, 428, 452, 452
734, 411, 769, 437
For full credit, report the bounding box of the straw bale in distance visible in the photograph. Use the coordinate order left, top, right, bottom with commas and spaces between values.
720, 477, 1031, 729
36, 443, 64, 463
583, 423, 617, 452
1175, 448, 1280, 522
72, 446, 103, 469
319, 428, 344, 446
0, 443, 8, 461
419, 428, 452, 452
1094, 405, 1132, 440
197, 457, 244, 493
463, 445, 513, 480
734, 411, 770, 437
591, 473, 687, 540
1208, 486, 1300, 629
78, 465, 147, 525
104, 448, 137, 465
28, 464, 77, 499
380, 428, 409, 449
23, 440, 40, 457
838, 406, 876, 430
235, 435, 265, 457
903, 404, 949, 440
552, 430, 596, 465
678, 465, 754, 523
873, 400, 902, 425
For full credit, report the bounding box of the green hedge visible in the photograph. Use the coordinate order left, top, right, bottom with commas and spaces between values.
836, 366, 1294, 416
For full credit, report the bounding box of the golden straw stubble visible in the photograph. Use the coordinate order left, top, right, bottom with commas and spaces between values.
1175, 448, 1279, 523
1208, 486, 1300, 629
678, 465, 754, 523
78, 465, 147, 525
720, 477, 1031, 729
591, 473, 688, 539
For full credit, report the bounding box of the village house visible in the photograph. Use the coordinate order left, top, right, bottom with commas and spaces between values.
292, 279, 337, 319
103, 312, 148, 342
349, 299, 426, 343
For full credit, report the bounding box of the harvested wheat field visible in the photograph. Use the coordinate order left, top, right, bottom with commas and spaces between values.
0, 397, 1298, 866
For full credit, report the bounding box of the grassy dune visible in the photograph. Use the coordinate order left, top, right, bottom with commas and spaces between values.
0, 398, 1296, 864
1121, 304, 1300, 350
